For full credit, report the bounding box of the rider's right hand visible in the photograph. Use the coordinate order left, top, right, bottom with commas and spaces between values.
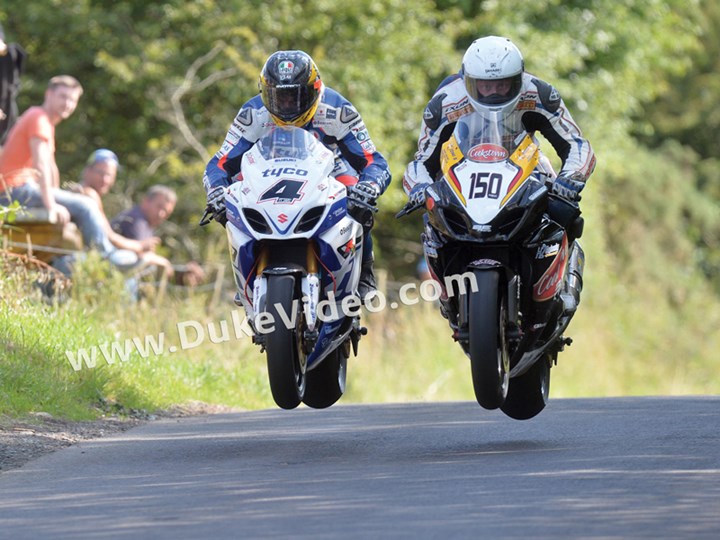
206, 186, 227, 225
408, 182, 430, 207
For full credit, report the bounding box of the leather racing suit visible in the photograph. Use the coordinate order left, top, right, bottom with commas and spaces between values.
403, 72, 596, 194
204, 87, 391, 267
204, 87, 390, 197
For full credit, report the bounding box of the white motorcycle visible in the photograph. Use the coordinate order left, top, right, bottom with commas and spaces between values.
201, 127, 370, 410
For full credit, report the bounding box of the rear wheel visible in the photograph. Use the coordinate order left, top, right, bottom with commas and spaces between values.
501, 354, 551, 420
468, 270, 509, 410
303, 340, 349, 409
265, 274, 306, 409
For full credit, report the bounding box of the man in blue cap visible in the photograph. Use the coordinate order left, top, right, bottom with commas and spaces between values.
67, 149, 173, 273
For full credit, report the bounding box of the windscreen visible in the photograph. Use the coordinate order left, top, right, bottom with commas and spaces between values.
453, 111, 527, 162
255, 126, 319, 161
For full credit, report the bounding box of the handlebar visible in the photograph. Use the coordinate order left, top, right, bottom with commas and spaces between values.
395, 201, 423, 219
347, 198, 379, 214
198, 209, 214, 226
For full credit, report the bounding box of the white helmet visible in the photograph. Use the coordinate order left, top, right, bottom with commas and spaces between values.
462, 36, 524, 117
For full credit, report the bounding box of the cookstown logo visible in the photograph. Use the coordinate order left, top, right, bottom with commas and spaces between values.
468, 144, 508, 163
467, 143, 508, 163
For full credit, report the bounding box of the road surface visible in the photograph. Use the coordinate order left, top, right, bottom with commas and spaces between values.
0, 397, 718, 539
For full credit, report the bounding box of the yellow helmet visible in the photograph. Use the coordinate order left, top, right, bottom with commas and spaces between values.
259, 50, 323, 127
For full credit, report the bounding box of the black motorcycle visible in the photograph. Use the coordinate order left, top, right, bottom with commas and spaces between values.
398, 112, 585, 419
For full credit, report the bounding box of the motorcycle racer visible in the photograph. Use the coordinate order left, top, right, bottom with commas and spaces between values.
204, 50, 391, 300
403, 35, 596, 219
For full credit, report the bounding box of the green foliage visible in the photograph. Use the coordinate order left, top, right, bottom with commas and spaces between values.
2, 0, 462, 265
636, 0, 718, 156
632, 0, 720, 290
0, 200, 21, 225
0, 0, 718, 416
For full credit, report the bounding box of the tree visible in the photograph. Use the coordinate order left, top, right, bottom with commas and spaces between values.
2, 0, 461, 263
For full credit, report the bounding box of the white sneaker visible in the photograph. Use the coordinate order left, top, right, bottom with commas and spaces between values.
106, 249, 141, 272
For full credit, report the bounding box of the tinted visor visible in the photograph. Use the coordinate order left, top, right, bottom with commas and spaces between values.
465, 74, 522, 106
262, 84, 318, 122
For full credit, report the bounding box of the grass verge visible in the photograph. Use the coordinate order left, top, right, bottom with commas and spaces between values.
2, 251, 719, 421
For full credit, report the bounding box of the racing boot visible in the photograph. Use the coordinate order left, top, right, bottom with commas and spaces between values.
357, 258, 377, 303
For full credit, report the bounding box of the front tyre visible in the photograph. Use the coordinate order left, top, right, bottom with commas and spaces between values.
468, 270, 509, 410
265, 274, 306, 409
501, 354, 551, 420
302, 340, 349, 409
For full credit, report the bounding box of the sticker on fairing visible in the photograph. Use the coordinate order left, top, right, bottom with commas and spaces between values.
467, 144, 509, 163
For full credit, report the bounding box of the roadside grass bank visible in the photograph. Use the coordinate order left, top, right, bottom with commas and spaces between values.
1, 252, 719, 422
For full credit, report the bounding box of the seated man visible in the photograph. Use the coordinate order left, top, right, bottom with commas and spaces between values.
112, 185, 205, 286
0, 75, 136, 275
67, 149, 167, 269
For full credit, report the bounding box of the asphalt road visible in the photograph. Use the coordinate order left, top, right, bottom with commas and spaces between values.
0, 397, 718, 539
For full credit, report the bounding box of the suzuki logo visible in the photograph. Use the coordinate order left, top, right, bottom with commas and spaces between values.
278, 213, 288, 224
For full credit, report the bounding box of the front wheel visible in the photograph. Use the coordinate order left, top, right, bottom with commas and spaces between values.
500, 354, 551, 420
468, 270, 509, 410
302, 340, 349, 409
265, 274, 306, 409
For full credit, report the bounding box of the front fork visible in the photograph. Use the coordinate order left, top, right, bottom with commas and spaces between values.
250, 242, 322, 343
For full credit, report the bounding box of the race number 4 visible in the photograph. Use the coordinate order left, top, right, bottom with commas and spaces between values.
259, 179, 306, 203
469, 172, 502, 200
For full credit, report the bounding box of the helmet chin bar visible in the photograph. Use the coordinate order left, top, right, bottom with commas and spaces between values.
467, 91, 522, 119
269, 96, 321, 128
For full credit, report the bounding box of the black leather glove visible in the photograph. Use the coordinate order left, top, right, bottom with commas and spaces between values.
347, 181, 380, 230
205, 186, 227, 226
551, 176, 585, 202
348, 181, 380, 207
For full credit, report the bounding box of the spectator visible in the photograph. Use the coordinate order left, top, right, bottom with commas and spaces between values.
112, 185, 205, 285
111, 185, 175, 240
67, 148, 161, 256
0, 22, 26, 145
0, 75, 138, 274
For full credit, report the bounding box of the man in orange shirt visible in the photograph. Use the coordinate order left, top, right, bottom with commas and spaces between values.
0, 75, 136, 271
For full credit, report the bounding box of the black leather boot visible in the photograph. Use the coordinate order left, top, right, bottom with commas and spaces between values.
357, 259, 377, 301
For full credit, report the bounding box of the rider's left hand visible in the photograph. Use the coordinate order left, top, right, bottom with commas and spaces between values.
551, 176, 585, 202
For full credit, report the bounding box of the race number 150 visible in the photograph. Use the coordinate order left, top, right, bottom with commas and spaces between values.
469, 172, 502, 200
